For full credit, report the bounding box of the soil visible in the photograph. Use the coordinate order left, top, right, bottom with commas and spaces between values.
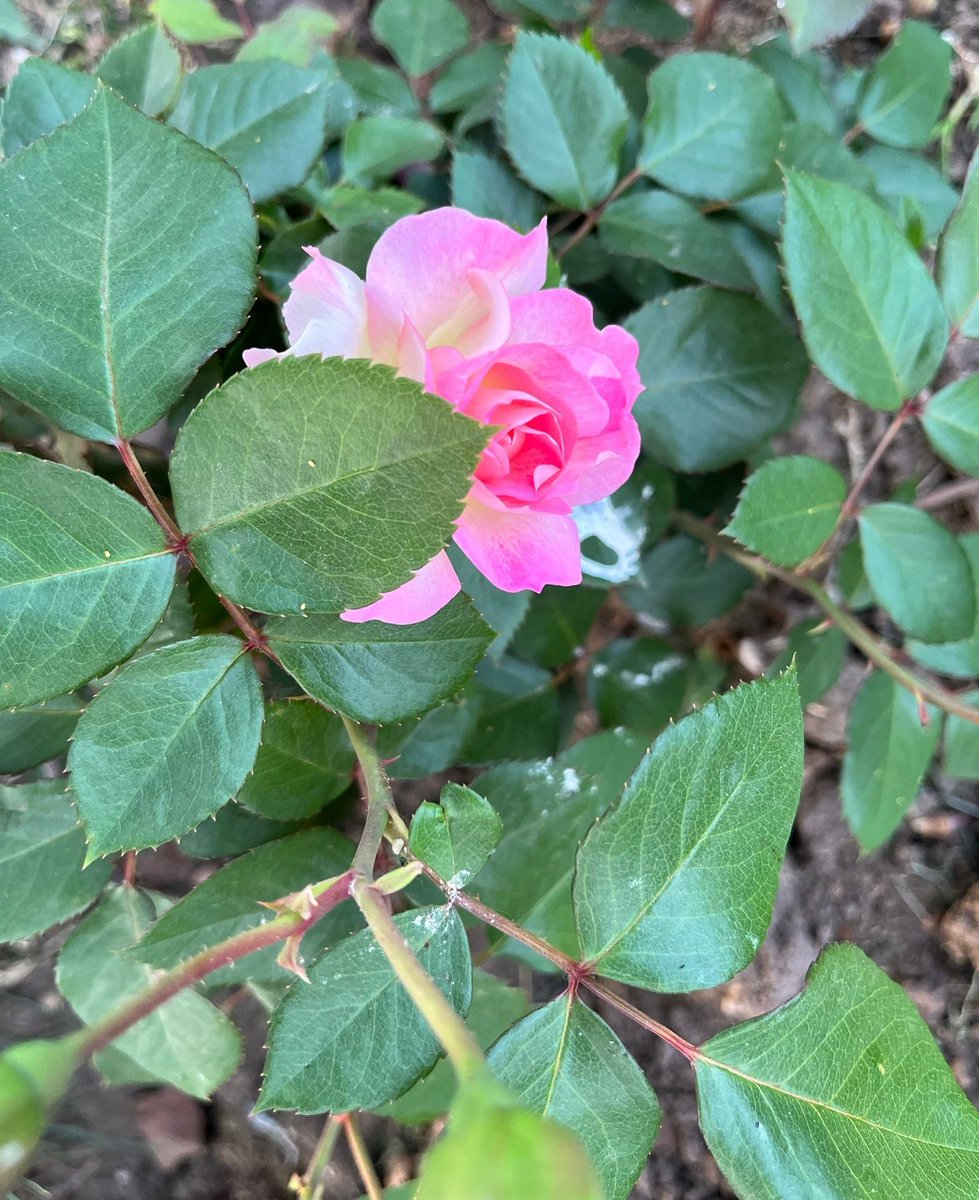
2, 3, 978, 1199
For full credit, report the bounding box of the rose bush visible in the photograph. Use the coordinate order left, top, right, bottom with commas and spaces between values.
245, 208, 642, 623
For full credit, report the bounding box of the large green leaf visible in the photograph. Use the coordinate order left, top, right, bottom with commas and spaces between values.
782, 0, 873, 52
857, 21, 952, 150
922, 374, 979, 476
0, 85, 256, 442
169, 60, 329, 203
938, 150, 979, 338
370, 0, 470, 77
171, 357, 487, 616
859, 503, 974, 643
0, 59, 95, 156
841, 671, 941, 852
268, 596, 492, 722
639, 53, 781, 202
574, 673, 803, 992
260, 906, 471, 1113
97, 24, 183, 116
488, 996, 660, 1200
0, 694, 82, 772
502, 32, 629, 211
57, 887, 241, 1097
69, 636, 264, 855
0, 451, 176, 709
696, 943, 979, 1199
0, 780, 112, 941
410, 783, 502, 889
625, 288, 808, 472
782, 172, 948, 411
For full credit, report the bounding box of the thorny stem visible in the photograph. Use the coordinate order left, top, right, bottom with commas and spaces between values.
344, 716, 397, 879
556, 168, 643, 262
340, 1114, 383, 1200
840, 399, 921, 519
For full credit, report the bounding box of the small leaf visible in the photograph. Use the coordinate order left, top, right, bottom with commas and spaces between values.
696, 943, 979, 1198
318, 184, 425, 231
726, 455, 846, 567
342, 115, 445, 186
938, 150, 979, 338
623, 534, 753, 627
842, 670, 941, 851
922, 373, 979, 476
502, 32, 629, 211
148, 0, 241, 44
625, 288, 808, 472
574, 673, 804, 992
639, 53, 781, 202
0, 59, 95, 156
410, 783, 502, 888
371, 0, 470, 77
767, 617, 846, 706
861, 145, 958, 244
0, 694, 82, 772
97, 23, 183, 116
942, 689, 979, 780
0, 780, 112, 941
236, 5, 338, 67
909, 533, 979, 678
451, 150, 542, 231
69, 636, 264, 855
748, 37, 838, 134
783, 0, 874, 53
857, 21, 952, 149
430, 43, 507, 116
782, 172, 948, 411
859, 503, 974, 643
597, 0, 690, 40
337, 57, 418, 115
587, 637, 688, 738
509, 586, 605, 670
57, 887, 241, 1097
172, 358, 487, 616
260, 906, 471, 1113
237, 700, 353, 820
0, 451, 176, 709
0, 0, 44, 48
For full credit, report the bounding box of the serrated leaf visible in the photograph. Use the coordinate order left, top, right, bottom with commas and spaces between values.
0, 451, 176, 709
451, 150, 542, 232
502, 32, 629, 211
841, 670, 941, 851
587, 637, 688, 737
169, 61, 329, 203
371, 0, 470, 77
236, 5, 338, 67
768, 617, 846, 706
342, 115, 444, 186
57, 887, 241, 1097
149, 0, 241, 44
623, 534, 754, 627
574, 673, 804, 992
268, 596, 492, 723
0, 85, 256, 442
488, 996, 660, 1200
922, 374, 979, 476
172, 357, 487, 616
509, 585, 605, 670
938, 151, 979, 338
69, 636, 264, 855
697, 942, 979, 1199
909, 533, 979, 678
318, 184, 425, 231
857, 21, 952, 149
179, 802, 303, 858
430, 43, 506, 115
861, 145, 958, 243
782, 0, 873, 53
260, 906, 471, 1113
726, 455, 846, 567
410, 783, 502, 888
782, 171, 948, 411
97, 24, 182, 116
0, 780, 112, 941
859, 503, 974, 643
0, 694, 82, 772
336, 56, 418, 115
237, 700, 353, 820
748, 37, 838, 134
625, 288, 808, 472
449, 547, 530, 661
639, 53, 781, 202
459, 657, 560, 766
0, 59, 95, 157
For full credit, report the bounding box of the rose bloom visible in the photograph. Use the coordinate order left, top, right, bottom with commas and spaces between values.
245, 208, 642, 624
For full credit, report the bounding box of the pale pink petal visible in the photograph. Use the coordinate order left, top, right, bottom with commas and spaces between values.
340, 551, 460, 625
283, 247, 370, 359
426, 268, 512, 358
243, 347, 279, 367
454, 498, 582, 593
395, 316, 434, 388
474, 344, 606, 438
557, 415, 641, 507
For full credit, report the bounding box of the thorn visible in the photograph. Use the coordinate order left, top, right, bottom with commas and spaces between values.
276, 935, 309, 983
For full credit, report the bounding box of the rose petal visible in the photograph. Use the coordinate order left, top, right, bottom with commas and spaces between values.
340, 550, 461, 625
454, 497, 582, 593
243, 347, 279, 367
284, 247, 371, 359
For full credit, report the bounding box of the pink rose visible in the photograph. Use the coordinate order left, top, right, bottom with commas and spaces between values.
245, 208, 642, 624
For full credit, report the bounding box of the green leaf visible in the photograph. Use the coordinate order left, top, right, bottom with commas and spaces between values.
133, 828, 357, 983
236, 5, 338, 67
451, 150, 542, 232
859, 503, 974, 643
599, 190, 753, 291
460, 658, 559, 766
623, 534, 754, 627
450, 548, 530, 660
860, 145, 958, 244
597, 0, 690, 40
430, 43, 507, 115
625, 288, 808, 472
179, 802, 304, 858
379, 690, 481, 779
938, 151, 979, 338
267, 596, 492, 723
410, 783, 502, 888
170, 61, 330, 203
260, 906, 471, 1113
172, 357, 487, 616
782, 172, 949, 411
342, 115, 445, 186
57, 886, 241, 1097
371, 0, 470, 77
502, 32, 629, 211
748, 37, 838, 134
0, 0, 43, 48
841, 671, 941, 851
922, 374, 979, 476
782, 0, 873, 52
97, 24, 183, 116
588, 637, 688, 738
639, 53, 781, 202
0, 85, 256, 442
696, 942, 979, 1199
0, 694, 82, 772
857, 21, 952, 149
909, 533, 979, 678
726, 455, 846, 567
0, 780, 112, 941
0, 451, 176, 709
942, 689, 979, 780
0, 59, 96, 157
148, 0, 241, 44
509, 586, 605, 669
317, 184, 425, 231
488, 996, 660, 1200
336, 57, 418, 115
574, 672, 804, 991
69, 636, 264, 855
237, 700, 353, 820
768, 617, 846, 706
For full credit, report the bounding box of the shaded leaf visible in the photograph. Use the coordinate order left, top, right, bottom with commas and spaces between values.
857, 20, 952, 149
0, 59, 95, 157
0, 694, 82, 772
342, 115, 444, 186
922, 373, 979, 476
236, 5, 338, 67
371, 0, 470, 77
623, 534, 754, 627
938, 150, 979, 338
908, 533, 979, 678
97, 24, 182, 116
451, 150, 542, 231
782, 0, 874, 53
768, 618, 846, 706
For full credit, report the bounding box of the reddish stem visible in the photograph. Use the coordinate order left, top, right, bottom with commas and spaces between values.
115, 439, 182, 544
